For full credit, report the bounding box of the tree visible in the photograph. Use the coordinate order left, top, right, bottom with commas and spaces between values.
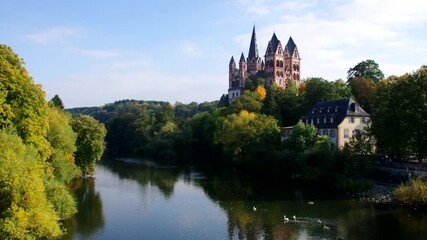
72, 115, 107, 175
0, 130, 62, 239
214, 110, 280, 162
347, 59, 384, 83
301, 77, 351, 112
0, 44, 51, 160
284, 120, 317, 152
244, 76, 264, 91
47, 107, 80, 183
49, 94, 65, 110
371, 67, 427, 162
349, 77, 376, 113
228, 90, 263, 114
255, 85, 266, 100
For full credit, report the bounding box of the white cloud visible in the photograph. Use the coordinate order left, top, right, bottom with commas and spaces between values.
230, 0, 427, 80
26, 26, 81, 44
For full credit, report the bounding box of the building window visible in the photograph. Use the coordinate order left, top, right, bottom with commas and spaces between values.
323, 129, 328, 136
330, 129, 336, 138
344, 129, 349, 138
330, 117, 334, 123
349, 117, 355, 123
316, 118, 320, 124
323, 117, 327, 123
360, 117, 366, 123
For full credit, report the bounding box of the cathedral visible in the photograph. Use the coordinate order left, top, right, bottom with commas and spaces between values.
227, 26, 301, 102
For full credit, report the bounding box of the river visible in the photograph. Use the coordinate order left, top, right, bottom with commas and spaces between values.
62, 158, 427, 240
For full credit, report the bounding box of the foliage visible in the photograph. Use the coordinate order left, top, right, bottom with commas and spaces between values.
244, 76, 264, 91
371, 67, 427, 161
0, 130, 62, 239
47, 107, 80, 183
395, 176, 427, 206
228, 90, 263, 114
49, 94, 65, 110
72, 115, 107, 175
0, 44, 51, 160
349, 77, 376, 113
255, 86, 266, 100
344, 130, 376, 156
214, 110, 280, 162
283, 120, 330, 152
301, 77, 352, 113
347, 59, 384, 83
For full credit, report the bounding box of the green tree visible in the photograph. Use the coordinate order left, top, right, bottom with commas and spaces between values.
72, 115, 107, 175
49, 94, 65, 110
47, 107, 80, 183
0, 44, 51, 160
228, 90, 263, 114
283, 120, 329, 152
301, 77, 351, 112
371, 67, 427, 161
0, 130, 62, 239
244, 76, 264, 91
349, 77, 376, 112
347, 59, 384, 83
214, 110, 280, 162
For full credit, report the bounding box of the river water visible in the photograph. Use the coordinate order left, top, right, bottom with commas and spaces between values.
63, 159, 427, 240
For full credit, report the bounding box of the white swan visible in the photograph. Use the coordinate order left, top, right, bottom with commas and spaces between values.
253, 206, 257, 211
284, 215, 289, 221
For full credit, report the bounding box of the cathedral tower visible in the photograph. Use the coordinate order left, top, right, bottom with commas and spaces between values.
247, 25, 262, 74
284, 36, 301, 85
264, 33, 285, 89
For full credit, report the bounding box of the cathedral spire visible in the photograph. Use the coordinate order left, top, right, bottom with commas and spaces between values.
248, 25, 259, 60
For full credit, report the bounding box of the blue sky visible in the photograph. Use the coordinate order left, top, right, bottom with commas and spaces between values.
1, 0, 426, 108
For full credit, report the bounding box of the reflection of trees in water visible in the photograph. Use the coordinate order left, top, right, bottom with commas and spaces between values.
62, 178, 105, 239
100, 159, 181, 198
198, 172, 427, 240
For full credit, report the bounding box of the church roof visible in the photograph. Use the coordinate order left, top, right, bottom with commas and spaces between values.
248, 26, 259, 60
286, 36, 297, 56
270, 33, 280, 53
239, 53, 246, 63
229, 56, 235, 65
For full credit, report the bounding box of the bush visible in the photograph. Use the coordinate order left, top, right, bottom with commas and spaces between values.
395, 176, 427, 206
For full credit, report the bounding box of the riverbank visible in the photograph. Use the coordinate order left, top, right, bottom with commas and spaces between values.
355, 183, 395, 204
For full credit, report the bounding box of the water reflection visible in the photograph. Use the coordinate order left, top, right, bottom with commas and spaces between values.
63, 178, 105, 239
100, 158, 181, 198
64, 159, 427, 240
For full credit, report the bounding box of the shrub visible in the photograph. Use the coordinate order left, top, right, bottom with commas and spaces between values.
395, 176, 427, 206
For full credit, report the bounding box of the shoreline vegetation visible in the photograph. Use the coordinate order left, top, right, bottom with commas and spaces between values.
1, 45, 426, 238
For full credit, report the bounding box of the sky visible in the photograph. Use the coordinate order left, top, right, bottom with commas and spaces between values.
1, 0, 426, 108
